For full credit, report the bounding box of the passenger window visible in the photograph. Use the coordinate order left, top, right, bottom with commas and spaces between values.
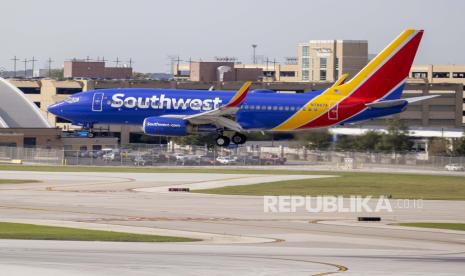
284, 106, 289, 111
256, 105, 261, 110
272, 106, 278, 111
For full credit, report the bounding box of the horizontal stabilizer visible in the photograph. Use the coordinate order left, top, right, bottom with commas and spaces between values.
366, 95, 439, 109
404, 95, 440, 103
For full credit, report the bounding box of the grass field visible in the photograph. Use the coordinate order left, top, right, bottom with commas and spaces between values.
1, 165, 465, 200
0, 165, 323, 174
0, 222, 197, 242
0, 179, 38, 184
398, 222, 465, 231
194, 173, 465, 200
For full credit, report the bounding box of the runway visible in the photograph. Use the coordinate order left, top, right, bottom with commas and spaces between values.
1, 170, 465, 275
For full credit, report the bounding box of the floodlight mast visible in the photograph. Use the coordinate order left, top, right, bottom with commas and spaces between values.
252, 44, 257, 64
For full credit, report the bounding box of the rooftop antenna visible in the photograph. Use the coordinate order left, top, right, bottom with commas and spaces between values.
22, 58, 28, 78
11, 56, 19, 77
47, 57, 54, 77
113, 57, 120, 67
86, 56, 91, 62
29, 56, 38, 77
102, 56, 107, 63
128, 58, 133, 68
252, 44, 257, 64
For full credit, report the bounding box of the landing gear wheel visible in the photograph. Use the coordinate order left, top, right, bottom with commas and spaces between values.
231, 133, 247, 144
87, 132, 95, 138
215, 135, 230, 147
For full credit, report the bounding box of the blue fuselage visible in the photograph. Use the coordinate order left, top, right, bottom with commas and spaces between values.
49, 88, 323, 130
48, 88, 406, 132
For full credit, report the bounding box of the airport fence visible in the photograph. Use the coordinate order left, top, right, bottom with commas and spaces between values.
0, 145, 465, 171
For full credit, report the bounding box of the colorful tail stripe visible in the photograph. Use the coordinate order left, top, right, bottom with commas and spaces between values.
225, 81, 251, 107
272, 29, 423, 131
298, 30, 423, 129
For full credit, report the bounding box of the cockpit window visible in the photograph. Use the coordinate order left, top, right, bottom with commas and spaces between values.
64, 97, 80, 104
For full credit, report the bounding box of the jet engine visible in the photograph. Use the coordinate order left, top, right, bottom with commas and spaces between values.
142, 117, 191, 136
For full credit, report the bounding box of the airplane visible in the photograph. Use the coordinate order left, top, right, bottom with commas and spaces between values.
48, 29, 438, 147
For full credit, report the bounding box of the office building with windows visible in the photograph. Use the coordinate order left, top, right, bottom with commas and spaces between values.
409, 64, 465, 125
297, 40, 368, 82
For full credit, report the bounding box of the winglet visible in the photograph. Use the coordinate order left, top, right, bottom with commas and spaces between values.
331, 73, 349, 88
225, 81, 251, 108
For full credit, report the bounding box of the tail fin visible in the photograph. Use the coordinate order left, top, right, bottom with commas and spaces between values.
341, 29, 423, 101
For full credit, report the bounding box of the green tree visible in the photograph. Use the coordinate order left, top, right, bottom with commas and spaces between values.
132, 72, 150, 80
453, 135, 465, 155
296, 129, 332, 150
354, 131, 382, 151
171, 133, 217, 146
428, 138, 450, 156
49, 68, 64, 80
335, 135, 356, 151
375, 118, 413, 152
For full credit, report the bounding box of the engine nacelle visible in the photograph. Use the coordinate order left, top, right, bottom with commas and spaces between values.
143, 117, 190, 136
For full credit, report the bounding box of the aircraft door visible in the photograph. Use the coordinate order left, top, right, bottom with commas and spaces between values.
328, 101, 339, 120
92, 92, 104, 112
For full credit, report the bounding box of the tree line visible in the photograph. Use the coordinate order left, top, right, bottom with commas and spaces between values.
168, 118, 465, 156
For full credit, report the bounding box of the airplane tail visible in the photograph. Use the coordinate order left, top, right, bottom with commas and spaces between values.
340, 29, 424, 102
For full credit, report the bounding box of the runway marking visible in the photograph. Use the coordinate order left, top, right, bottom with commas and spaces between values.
45, 176, 137, 192
128, 175, 257, 192
194, 219, 465, 248
1, 202, 464, 247
119, 251, 348, 275
134, 174, 329, 193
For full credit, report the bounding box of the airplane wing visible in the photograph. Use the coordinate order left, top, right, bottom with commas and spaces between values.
164, 81, 251, 132
366, 95, 440, 109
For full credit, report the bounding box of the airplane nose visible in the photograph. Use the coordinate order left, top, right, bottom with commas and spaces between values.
47, 102, 63, 115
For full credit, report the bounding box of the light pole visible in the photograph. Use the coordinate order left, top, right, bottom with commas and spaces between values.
252, 44, 257, 64
11, 56, 19, 77
22, 58, 28, 78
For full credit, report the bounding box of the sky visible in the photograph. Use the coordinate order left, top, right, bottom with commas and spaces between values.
1, 0, 464, 73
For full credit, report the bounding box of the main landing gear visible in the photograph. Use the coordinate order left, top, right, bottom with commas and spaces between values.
215, 132, 247, 147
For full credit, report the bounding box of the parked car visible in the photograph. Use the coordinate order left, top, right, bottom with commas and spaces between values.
216, 155, 238, 165
445, 163, 464, 171
103, 151, 121, 161
235, 155, 257, 165
261, 154, 287, 165
134, 156, 147, 166
199, 155, 216, 165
